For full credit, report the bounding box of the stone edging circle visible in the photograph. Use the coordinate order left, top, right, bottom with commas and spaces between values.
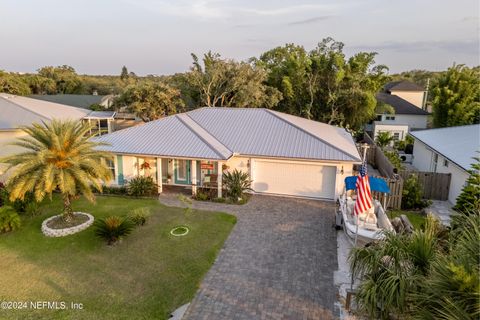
170, 226, 190, 237
41, 212, 94, 237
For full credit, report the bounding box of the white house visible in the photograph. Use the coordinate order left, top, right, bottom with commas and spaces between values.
411, 124, 479, 204
95, 108, 362, 200
0, 93, 116, 178
367, 81, 430, 141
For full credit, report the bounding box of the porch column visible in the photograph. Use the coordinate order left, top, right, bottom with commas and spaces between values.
217, 161, 223, 198
191, 160, 197, 195
156, 157, 163, 194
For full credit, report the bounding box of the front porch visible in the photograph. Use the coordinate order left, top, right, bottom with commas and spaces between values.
115, 156, 225, 198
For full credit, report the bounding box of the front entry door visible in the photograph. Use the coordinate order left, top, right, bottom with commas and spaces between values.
174, 159, 190, 185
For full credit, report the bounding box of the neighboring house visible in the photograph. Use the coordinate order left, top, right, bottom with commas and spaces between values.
367, 81, 430, 142
29, 94, 141, 131
410, 124, 479, 205
0, 93, 116, 178
384, 80, 426, 108
29, 94, 114, 109
96, 108, 361, 200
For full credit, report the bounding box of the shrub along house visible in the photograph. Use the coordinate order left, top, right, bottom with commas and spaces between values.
96, 108, 361, 200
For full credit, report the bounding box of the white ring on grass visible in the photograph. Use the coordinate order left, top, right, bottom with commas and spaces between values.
41, 212, 94, 237
170, 226, 189, 236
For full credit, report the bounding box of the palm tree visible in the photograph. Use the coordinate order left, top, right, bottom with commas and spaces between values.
349, 215, 446, 319
375, 131, 394, 149
1, 120, 112, 222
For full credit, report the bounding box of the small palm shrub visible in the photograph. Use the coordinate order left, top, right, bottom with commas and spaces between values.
94, 216, 134, 245
350, 215, 445, 319
222, 169, 252, 202
127, 176, 158, 197
128, 208, 151, 226
0, 206, 21, 233
376, 131, 394, 149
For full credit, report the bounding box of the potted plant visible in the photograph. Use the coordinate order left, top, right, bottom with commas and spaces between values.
167, 174, 172, 184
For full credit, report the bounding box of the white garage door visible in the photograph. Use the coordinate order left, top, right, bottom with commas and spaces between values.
252, 160, 337, 199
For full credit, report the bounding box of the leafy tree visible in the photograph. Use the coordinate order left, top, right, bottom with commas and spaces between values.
120, 66, 129, 81
1, 120, 113, 222
25, 74, 56, 94
37, 65, 84, 94
256, 38, 389, 129
254, 44, 311, 115
453, 157, 480, 214
0, 71, 31, 95
186, 51, 281, 108
375, 131, 394, 149
115, 81, 185, 121
432, 65, 480, 127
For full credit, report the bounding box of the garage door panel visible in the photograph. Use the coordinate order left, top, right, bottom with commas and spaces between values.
253, 160, 336, 199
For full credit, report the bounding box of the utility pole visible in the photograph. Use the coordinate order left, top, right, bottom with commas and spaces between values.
423, 78, 430, 110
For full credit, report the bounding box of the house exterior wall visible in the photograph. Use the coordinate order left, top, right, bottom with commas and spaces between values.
113, 154, 354, 200
377, 114, 428, 130
373, 123, 409, 142
412, 140, 433, 171
412, 139, 469, 204
0, 130, 28, 179
225, 157, 250, 173
391, 90, 425, 108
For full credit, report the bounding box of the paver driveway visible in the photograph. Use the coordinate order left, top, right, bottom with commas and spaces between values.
160, 194, 339, 320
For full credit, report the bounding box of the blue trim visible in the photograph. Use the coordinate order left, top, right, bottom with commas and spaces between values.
117, 155, 124, 185
174, 160, 191, 185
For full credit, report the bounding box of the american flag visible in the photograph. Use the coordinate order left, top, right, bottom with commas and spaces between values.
354, 160, 373, 215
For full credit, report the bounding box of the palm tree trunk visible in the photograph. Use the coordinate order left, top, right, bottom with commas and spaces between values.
62, 194, 74, 222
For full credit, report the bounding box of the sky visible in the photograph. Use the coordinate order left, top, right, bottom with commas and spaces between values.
0, 0, 479, 75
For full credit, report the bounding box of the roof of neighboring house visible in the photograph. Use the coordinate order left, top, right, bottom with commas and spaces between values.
376, 93, 430, 115
384, 80, 424, 92
84, 111, 116, 119
95, 108, 361, 162
29, 94, 111, 109
0, 93, 91, 130
410, 124, 480, 171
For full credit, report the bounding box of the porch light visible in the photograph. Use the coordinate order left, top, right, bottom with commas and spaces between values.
340, 166, 344, 175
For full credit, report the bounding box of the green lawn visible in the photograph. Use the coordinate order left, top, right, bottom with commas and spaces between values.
0, 195, 236, 320
389, 210, 426, 230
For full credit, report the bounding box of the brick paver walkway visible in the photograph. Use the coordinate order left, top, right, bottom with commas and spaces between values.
160, 194, 339, 320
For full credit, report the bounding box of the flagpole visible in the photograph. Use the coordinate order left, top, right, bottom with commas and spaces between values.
355, 144, 370, 247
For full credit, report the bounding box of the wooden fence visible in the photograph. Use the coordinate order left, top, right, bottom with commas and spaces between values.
363, 133, 404, 209
399, 170, 451, 201
362, 132, 452, 206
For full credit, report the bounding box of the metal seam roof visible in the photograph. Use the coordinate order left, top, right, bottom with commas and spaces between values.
265, 109, 360, 161
175, 113, 233, 159
96, 108, 361, 162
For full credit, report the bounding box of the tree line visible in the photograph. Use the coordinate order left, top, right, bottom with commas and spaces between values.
1, 38, 478, 129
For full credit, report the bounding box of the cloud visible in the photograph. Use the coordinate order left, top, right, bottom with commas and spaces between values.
287, 16, 332, 26
352, 40, 480, 55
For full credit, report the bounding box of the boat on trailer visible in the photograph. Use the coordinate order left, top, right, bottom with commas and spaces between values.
338, 176, 395, 246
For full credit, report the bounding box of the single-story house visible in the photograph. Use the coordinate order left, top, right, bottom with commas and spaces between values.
0, 93, 116, 178
96, 108, 362, 200
29, 94, 115, 109
411, 124, 479, 204
29, 94, 142, 131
